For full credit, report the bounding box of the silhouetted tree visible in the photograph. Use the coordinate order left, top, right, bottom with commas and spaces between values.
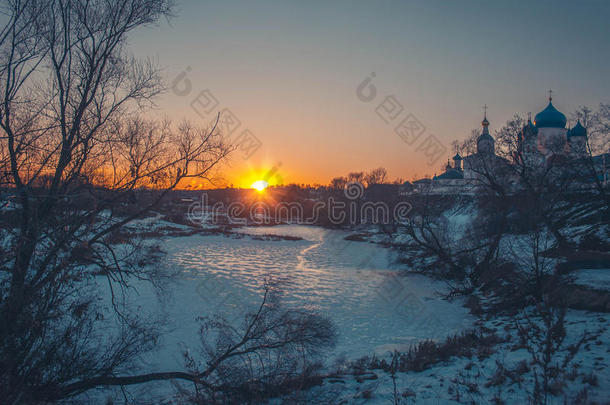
573, 104, 610, 155
329, 176, 347, 190
0, 1, 234, 402
365, 167, 388, 185
347, 171, 364, 184
178, 281, 337, 404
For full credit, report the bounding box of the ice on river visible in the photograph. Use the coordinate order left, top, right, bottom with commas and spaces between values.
129, 225, 472, 373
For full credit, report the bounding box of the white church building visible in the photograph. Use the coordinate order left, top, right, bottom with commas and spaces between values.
413, 94, 609, 194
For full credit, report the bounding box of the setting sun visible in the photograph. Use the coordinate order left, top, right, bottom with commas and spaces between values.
251, 180, 269, 191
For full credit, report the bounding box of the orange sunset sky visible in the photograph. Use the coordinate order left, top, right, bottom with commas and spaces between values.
129, 0, 610, 188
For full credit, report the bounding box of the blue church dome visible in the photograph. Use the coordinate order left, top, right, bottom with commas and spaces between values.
568, 120, 587, 137
534, 101, 566, 128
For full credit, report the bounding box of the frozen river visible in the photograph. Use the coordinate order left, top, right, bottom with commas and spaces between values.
135, 225, 472, 374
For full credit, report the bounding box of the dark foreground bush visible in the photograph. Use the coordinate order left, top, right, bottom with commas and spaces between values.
360, 328, 506, 374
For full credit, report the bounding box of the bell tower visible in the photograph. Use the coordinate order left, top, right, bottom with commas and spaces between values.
477, 105, 495, 155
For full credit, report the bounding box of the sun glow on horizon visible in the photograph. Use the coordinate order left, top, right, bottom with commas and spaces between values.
251, 180, 269, 192
240, 165, 284, 190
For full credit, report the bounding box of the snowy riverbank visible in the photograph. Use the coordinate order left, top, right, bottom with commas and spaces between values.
85, 224, 474, 403
83, 220, 610, 404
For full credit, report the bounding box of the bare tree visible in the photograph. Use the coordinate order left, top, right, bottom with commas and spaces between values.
347, 171, 364, 184
592, 103, 610, 153
329, 176, 347, 190
516, 301, 586, 405
402, 112, 606, 299
573, 104, 610, 155
365, 167, 387, 185
399, 192, 508, 296
571, 105, 610, 207
179, 281, 337, 404
503, 216, 557, 301
58, 281, 337, 403
0, 1, 233, 402
454, 129, 479, 157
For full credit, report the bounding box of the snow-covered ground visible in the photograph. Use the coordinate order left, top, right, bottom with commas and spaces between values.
572, 268, 610, 290
290, 309, 610, 404
86, 223, 610, 404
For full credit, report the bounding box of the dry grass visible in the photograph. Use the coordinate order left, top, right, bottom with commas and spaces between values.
357, 328, 506, 374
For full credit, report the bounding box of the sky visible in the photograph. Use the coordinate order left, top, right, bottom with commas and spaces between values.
129, 0, 610, 188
